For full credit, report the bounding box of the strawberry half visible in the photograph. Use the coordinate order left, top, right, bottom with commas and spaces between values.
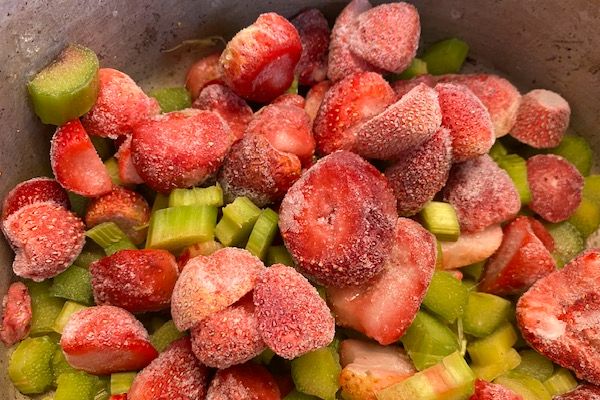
469, 379, 523, 400
60, 305, 158, 374
291, 8, 330, 86
206, 363, 281, 400
554, 385, 600, 400
185, 52, 224, 100
0, 282, 32, 346
392, 74, 437, 98
1, 177, 69, 221
50, 119, 113, 197
272, 93, 305, 108
304, 80, 331, 125
440, 224, 503, 270
115, 136, 144, 185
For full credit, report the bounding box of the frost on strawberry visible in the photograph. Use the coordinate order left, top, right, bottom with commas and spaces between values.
554, 384, 600, 400
0, 282, 32, 346
185, 52, 223, 100
304, 80, 331, 125
440, 224, 503, 270
115, 136, 144, 185
392, 75, 437, 99
271, 93, 305, 108
291, 8, 330, 86
469, 379, 523, 400
206, 363, 281, 400
1, 177, 69, 221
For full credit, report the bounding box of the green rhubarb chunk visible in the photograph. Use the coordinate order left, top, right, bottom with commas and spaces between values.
104, 237, 137, 256
422, 271, 469, 323
168, 185, 224, 208
401, 311, 460, 371
489, 141, 508, 162
55, 371, 100, 400
420, 202, 461, 242
146, 205, 218, 251
90, 136, 113, 161
68, 191, 88, 218
548, 135, 593, 176
494, 371, 551, 400
53, 301, 88, 334
421, 38, 469, 75
253, 348, 275, 365
287, 77, 299, 94
395, 58, 428, 80
290, 346, 341, 400
462, 262, 484, 281
27, 44, 99, 125
462, 292, 512, 338
52, 348, 76, 386
497, 154, 531, 205
150, 320, 186, 352
513, 349, 554, 382
73, 244, 105, 268
8, 336, 56, 394
151, 193, 170, 213
110, 372, 137, 395
49, 265, 94, 305
149, 87, 192, 113
86, 222, 128, 249
26, 281, 66, 336
95, 379, 111, 400
583, 175, 600, 205
215, 197, 261, 247
104, 158, 123, 186
246, 208, 279, 260
467, 323, 518, 365
284, 390, 320, 400
545, 222, 584, 268
267, 245, 295, 267
568, 196, 600, 238
543, 368, 578, 396
471, 349, 521, 382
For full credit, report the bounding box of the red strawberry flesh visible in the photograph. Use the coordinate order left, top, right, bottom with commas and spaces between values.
291, 8, 330, 86
0, 282, 32, 346
185, 52, 223, 100
1, 177, 69, 221
206, 363, 281, 400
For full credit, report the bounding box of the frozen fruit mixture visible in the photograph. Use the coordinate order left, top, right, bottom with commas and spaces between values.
2, 1, 600, 399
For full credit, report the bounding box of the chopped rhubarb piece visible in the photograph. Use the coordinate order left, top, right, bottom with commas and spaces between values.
1, 177, 69, 221
0, 282, 32, 346
291, 9, 330, 85
114, 136, 144, 185
440, 224, 503, 269
279, 151, 397, 287
392, 74, 437, 98
304, 80, 331, 125
82, 68, 160, 138
554, 385, 600, 400
206, 363, 281, 400
470, 379, 523, 400
60, 305, 157, 374
185, 52, 223, 100
272, 93, 305, 108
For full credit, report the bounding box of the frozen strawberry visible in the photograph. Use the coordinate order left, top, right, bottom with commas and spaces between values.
435, 82, 495, 162
220, 13, 302, 103
176, 240, 224, 271
185, 52, 224, 100
480, 217, 556, 296
291, 8, 330, 86
529, 217, 555, 252
253, 264, 334, 359
114, 136, 144, 185
440, 224, 503, 270
218, 134, 302, 207
2, 202, 85, 281
272, 93, 305, 108
304, 80, 331, 125
510, 89, 570, 148
353, 83, 442, 160
339, 339, 415, 400
191, 295, 265, 368
192, 83, 253, 142
527, 154, 583, 223
171, 247, 265, 330
206, 363, 281, 400
438, 74, 521, 137
555, 385, 600, 400
327, 218, 436, 345
0, 282, 32, 346
348, 2, 420, 73
385, 128, 452, 216
85, 187, 150, 244
279, 151, 397, 287
443, 154, 520, 233
128, 337, 210, 400
1, 177, 70, 221
60, 305, 158, 374
516, 249, 600, 385
90, 249, 179, 313
110, 395, 127, 400
469, 379, 523, 400
392, 75, 437, 98
314, 72, 396, 155
131, 109, 233, 193
50, 119, 113, 197
82, 68, 160, 139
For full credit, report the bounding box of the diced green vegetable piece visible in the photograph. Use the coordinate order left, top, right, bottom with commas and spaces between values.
284, 390, 320, 400
151, 193, 170, 213
28, 44, 99, 125
55, 371, 100, 400
68, 191, 88, 218
568, 196, 600, 238
583, 175, 600, 205
462, 262, 484, 281
548, 135, 593, 176
246, 208, 279, 260
86, 222, 128, 249
104, 157, 123, 186
186, 240, 224, 257
267, 245, 295, 267
543, 368, 578, 396
467, 323, 517, 365
420, 202, 461, 242
422, 271, 469, 323
435, 239, 444, 269
494, 371, 551, 400
395, 58, 428, 80
215, 197, 261, 247
471, 349, 521, 382
497, 154, 531, 205
94, 378, 111, 400
52, 348, 76, 386
291, 347, 341, 400
104, 237, 137, 256
8, 336, 56, 394
73, 245, 104, 268
90, 136, 113, 161
287, 77, 299, 94
253, 348, 276, 365
150, 320, 185, 352
26, 281, 66, 336
110, 372, 137, 395
53, 301, 88, 334
489, 141, 508, 162
545, 222, 585, 268
146, 205, 218, 251
149, 87, 192, 113
168, 185, 224, 208
49, 265, 93, 305
462, 292, 512, 338
421, 38, 469, 75
513, 349, 554, 382
401, 311, 460, 371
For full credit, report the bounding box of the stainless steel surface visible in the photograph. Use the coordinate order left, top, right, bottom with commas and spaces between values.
0, 0, 599, 397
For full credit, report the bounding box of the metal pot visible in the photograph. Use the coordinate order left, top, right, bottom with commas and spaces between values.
0, 0, 598, 397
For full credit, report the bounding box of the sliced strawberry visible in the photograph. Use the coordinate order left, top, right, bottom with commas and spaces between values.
2, 177, 69, 221
192, 83, 253, 142
279, 151, 397, 287
90, 249, 179, 313
220, 13, 302, 103
0, 282, 32, 346
392, 75, 437, 98
85, 187, 150, 244
435, 82, 495, 162
128, 337, 210, 400
171, 247, 265, 330
554, 385, 600, 400
50, 119, 113, 197
480, 216, 556, 296
185, 52, 223, 100
82, 68, 160, 139
61, 305, 158, 374
115, 136, 144, 185
2, 202, 85, 281
510, 89, 570, 148
339, 339, 415, 400
469, 379, 523, 400
304, 80, 331, 125
527, 154, 583, 223
271, 93, 305, 108
354, 83, 442, 160
327, 218, 436, 345
348, 2, 420, 73
529, 217, 555, 252
206, 363, 281, 400
516, 249, 600, 385
291, 8, 330, 86
385, 127, 452, 216
314, 71, 396, 155
191, 294, 265, 368
131, 109, 233, 193
443, 154, 521, 233
253, 264, 334, 359
440, 224, 503, 270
